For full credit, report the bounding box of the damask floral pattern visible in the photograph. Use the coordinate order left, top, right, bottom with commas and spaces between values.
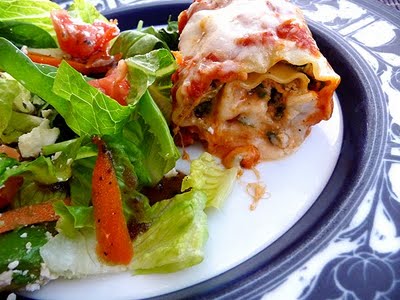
267, 0, 400, 299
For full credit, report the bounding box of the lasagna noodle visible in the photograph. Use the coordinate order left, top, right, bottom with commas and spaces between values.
172, 0, 341, 168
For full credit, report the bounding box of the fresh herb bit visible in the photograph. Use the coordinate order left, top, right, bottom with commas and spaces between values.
194, 101, 212, 118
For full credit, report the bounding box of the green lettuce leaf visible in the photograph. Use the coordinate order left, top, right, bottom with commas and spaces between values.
52, 61, 132, 136
0, 39, 132, 137
0, 21, 57, 48
119, 91, 180, 186
110, 18, 179, 59
0, 75, 13, 136
131, 189, 208, 274
0, 156, 59, 186
68, 0, 108, 24
125, 49, 175, 104
1, 111, 43, 144
12, 180, 68, 208
110, 30, 167, 59
0, 72, 45, 143
0, 224, 56, 292
69, 156, 96, 207
142, 19, 179, 51
40, 229, 126, 279
0, 38, 67, 120
124, 49, 177, 121
182, 152, 238, 208
0, 0, 59, 48
53, 201, 94, 238
0, 136, 82, 186
0, 154, 19, 175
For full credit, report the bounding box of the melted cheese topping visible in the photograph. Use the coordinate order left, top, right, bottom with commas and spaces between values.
180, 0, 299, 68
172, 0, 341, 168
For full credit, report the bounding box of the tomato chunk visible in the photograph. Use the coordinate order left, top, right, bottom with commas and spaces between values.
50, 9, 119, 61
89, 60, 130, 105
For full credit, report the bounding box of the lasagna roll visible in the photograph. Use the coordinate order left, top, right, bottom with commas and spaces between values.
172, 0, 340, 168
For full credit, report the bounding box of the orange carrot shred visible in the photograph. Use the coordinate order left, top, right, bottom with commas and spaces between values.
91, 136, 133, 265
0, 145, 20, 160
27, 53, 111, 75
0, 201, 60, 234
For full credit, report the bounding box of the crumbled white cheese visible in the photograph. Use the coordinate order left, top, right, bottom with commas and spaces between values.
207, 126, 215, 134
0, 271, 13, 288
164, 168, 179, 178
7, 261, 19, 270
45, 231, 53, 240
26, 242, 32, 252
51, 151, 62, 161
18, 119, 60, 158
20, 232, 28, 238
41, 109, 53, 119
21, 45, 28, 54
40, 263, 58, 282
25, 283, 40, 292
6, 293, 16, 300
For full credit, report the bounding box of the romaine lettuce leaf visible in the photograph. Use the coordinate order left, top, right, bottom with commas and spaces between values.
0, 74, 13, 136
12, 180, 68, 208
0, 0, 60, 48
0, 39, 132, 137
0, 154, 19, 175
0, 224, 56, 291
68, 0, 108, 24
0, 72, 44, 143
119, 91, 180, 186
131, 189, 208, 274
110, 18, 179, 59
52, 61, 132, 136
1, 111, 43, 144
69, 156, 96, 207
142, 19, 179, 51
0, 136, 82, 186
0, 156, 59, 186
110, 30, 168, 59
0, 38, 70, 121
124, 49, 177, 122
53, 201, 94, 239
0, 21, 57, 48
125, 49, 176, 104
40, 229, 126, 279
182, 153, 238, 208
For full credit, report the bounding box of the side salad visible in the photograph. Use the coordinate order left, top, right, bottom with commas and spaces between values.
0, 0, 238, 292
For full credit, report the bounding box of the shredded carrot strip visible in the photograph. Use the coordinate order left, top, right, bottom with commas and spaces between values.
27, 53, 111, 75
171, 50, 183, 65
0, 201, 60, 234
0, 145, 20, 160
92, 136, 133, 265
